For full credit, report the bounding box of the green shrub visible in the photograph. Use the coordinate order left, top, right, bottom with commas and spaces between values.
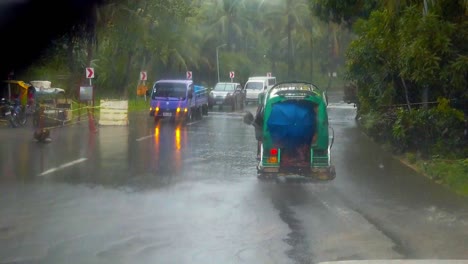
424, 159, 468, 196
406, 152, 417, 164
390, 98, 465, 157
128, 98, 150, 112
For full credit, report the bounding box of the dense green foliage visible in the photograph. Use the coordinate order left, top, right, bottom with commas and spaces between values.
19, 0, 351, 98
360, 98, 466, 157
338, 0, 467, 194
344, 0, 467, 159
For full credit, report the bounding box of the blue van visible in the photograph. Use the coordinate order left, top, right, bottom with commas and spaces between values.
149, 79, 209, 123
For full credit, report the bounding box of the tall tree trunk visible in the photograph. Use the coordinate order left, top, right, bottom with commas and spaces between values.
85, 2, 97, 90
287, 0, 293, 79
228, 12, 235, 51
271, 43, 278, 76
326, 21, 333, 91
123, 50, 134, 98
86, 39, 94, 70
401, 76, 412, 111
144, 52, 153, 83
67, 35, 75, 73
67, 34, 76, 92
422, 85, 429, 109
310, 36, 314, 80
288, 16, 294, 78
86, 3, 97, 68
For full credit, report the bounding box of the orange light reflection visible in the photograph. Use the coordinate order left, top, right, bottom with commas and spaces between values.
175, 126, 181, 150
154, 123, 160, 148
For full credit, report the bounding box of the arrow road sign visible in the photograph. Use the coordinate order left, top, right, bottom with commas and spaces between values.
186, 71, 192, 80
229, 71, 235, 79
140, 71, 147, 81
86, 67, 94, 79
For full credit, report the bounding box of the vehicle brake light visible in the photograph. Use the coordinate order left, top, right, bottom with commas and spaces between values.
270, 148, 278, 156
268, 148, 278, 163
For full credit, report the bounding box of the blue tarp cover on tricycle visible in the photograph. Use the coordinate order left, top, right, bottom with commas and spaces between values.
267, 101, 316, 149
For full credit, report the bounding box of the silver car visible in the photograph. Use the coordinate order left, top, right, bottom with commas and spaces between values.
209, 82, 245, 111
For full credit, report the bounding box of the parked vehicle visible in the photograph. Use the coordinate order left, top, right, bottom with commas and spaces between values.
243, 81, 335, 181
208, 82, 245, 111
0, 80, 30, 127
0, 98, 21, 127
149, 79, 209, 123
244, 76, 276, 105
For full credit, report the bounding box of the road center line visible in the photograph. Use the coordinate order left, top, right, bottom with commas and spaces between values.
185, 119, 201, 126
38, 158, 88, 176
136, 135, 154, 142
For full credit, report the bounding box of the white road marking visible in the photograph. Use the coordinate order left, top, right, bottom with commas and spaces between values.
327, 103, 357, 109
207, 111, 245, 116
206, 115, 242, 120
38, 158, 88, 176
136, 135, 154, 142
185, 119, 202, 126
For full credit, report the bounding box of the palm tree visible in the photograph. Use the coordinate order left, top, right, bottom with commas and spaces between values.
94, 0, 196, 95
295, 5, 325, 81
261, 0, 310, 79
199, 0, 251, 52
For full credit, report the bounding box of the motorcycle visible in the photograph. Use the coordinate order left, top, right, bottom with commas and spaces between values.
14, 99, 28, 126
0, 98, 25, 127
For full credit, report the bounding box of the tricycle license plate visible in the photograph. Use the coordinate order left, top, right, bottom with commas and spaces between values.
163, 112, 172, 117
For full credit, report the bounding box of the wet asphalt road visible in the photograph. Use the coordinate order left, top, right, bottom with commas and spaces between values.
0, 92, 467, 264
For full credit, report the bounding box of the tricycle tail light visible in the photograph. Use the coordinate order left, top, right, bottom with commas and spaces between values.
268, 148, 279, 163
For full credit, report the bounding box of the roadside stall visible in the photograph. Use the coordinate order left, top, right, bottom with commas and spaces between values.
30, 80, 72, 127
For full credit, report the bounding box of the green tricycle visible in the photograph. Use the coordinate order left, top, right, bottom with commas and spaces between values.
243, 81, 336, 181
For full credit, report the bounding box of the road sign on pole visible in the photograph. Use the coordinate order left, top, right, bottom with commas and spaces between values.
229, 71, 235, 82
186, 71, 192, 80
86, 67, 94, 86
140, 71, 147, 81
86, 68, 94, 79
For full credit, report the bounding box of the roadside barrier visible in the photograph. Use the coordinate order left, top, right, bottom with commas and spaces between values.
29, 99, 128, 142
98, 100, 129, 126
33, 102, 92, 130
